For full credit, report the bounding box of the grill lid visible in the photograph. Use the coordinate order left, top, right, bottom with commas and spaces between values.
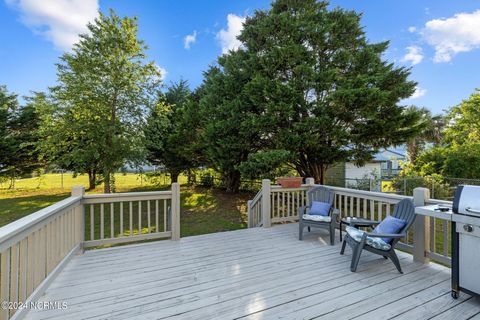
453, 185, 480, 216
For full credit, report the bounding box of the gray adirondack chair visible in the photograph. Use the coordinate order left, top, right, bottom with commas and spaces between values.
340, 198, 416, 273
298, 186, 339, 245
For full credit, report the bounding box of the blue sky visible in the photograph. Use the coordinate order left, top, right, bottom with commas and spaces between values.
1, 0, 480, 114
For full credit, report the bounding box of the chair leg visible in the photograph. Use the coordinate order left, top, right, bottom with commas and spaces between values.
329, 223, 335, 245
350, 243, 363, 272
340, 238, 347, 255
299, 222, 304, 241
389, 250, 403, 274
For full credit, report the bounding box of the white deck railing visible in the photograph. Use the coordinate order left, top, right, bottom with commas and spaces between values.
0, 183, 180, 320
247, 178, 452, 267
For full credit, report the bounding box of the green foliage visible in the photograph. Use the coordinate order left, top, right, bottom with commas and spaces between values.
443, 143, 480, 179
237, 150, 293, 180
144, 80, 195, 183
410, 90, 480, 180
41, 10, 160, 193
196, 50, 267, 192
233, 0, 422, 183
444, 90, 480, 144
0, 86, 42, 186
392, 172, 451, 200
404, 106, 445, 162
199, 171, 214, 188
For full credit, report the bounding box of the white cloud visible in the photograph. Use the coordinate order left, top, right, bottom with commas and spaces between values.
184, 30, 197, 50
408, 26, 417, 33
156, 65, 167, 81
216, 14, 246, 54
422, 10, 480, 62
411, 86, 427, 99
402, 46, 424, 65
5, 0, 98, 51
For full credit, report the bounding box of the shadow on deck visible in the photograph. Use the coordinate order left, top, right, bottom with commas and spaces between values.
25, 223, 479, 320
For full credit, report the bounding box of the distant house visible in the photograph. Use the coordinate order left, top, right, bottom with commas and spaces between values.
325, 148, 406, 190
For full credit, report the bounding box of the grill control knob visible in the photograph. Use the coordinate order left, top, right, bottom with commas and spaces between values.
463, 224, 474, 232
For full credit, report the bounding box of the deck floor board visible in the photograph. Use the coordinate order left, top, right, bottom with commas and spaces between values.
24, 223, 479, 320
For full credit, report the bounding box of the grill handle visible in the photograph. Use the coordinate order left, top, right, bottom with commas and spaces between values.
465, 207, 480, 214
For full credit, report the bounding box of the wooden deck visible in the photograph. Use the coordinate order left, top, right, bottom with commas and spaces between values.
24, 223, 479, 320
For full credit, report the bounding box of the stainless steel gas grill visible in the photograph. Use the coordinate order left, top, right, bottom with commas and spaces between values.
452, 185, 480, 299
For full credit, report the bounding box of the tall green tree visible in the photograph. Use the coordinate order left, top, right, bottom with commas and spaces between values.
0, 87, 42, 187
197, 50, 267, 192
51, 10, 160, 193
236, 0, 423, 183
144, 80, 195, 183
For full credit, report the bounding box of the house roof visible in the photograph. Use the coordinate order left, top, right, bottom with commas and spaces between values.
373, 148, 406, 162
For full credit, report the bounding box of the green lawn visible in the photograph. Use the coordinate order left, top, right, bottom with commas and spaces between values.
0, 173, 251, 238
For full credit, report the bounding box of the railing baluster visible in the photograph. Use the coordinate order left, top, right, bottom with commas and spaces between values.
164, 200, 167, 232
18, 238, 27, 305
0, 248, 10, 320
138, 201, 142, 235
10, 243, 19, 313
129, 202, 133, 237
443, 220, 448, 256
110, 203, 114, 238
430, 218, 435, 252
155, 200, 159, 233
378, 202, 382, 221
120, 202, 124, 236
370, 200, 374, 220
90, 205, 94, 240
147, 200, 151, 233
100, 204, 104, 240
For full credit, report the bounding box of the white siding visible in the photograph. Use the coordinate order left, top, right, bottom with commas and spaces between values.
345, 162, 381, 180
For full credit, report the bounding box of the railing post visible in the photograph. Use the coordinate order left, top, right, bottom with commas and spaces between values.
171, 183, 181, 240
412, 187, 430, 264
71, 186, 85, 253
305, 177, 315, 187
262, 179, 271, 228
247, 200, 253, 228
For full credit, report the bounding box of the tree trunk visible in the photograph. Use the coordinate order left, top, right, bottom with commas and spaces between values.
295, 162, 327, 185
88, 169, 97, 190
103, 169, 111, 193
224, 170, 241, 193
170, 172, 180, 184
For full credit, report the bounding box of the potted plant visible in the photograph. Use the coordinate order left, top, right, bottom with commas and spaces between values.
277, 177, 303, 188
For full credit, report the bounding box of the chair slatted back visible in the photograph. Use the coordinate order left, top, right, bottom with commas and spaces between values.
390, 198, 416, 245
307, 186, 335, 207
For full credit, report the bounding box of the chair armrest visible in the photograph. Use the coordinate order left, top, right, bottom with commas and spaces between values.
330, 208, 340, 222
298, 206, 310, 216
365, 232, 406, 239
350, 220, 381, 228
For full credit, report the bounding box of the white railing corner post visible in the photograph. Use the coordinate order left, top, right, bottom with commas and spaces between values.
305, 177, 315, 187
247, 200, 253, 228
262, 179, 271, 228
171, 183, 181, 240
412, 187, 430, 264
71, 185, 85, 198
71, 186, 85, 253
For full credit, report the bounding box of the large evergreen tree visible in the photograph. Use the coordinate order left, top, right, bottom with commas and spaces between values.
144, 80, 196, 183
197, 50, 267, 192
51, 10, 160, 193
237, 0, 423, 183
0, 86, 42, 187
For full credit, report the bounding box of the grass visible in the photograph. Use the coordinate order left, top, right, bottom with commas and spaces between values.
0, 174, 252, 239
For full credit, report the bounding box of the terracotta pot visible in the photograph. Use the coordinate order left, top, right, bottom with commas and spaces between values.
277, 177, 303, 188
